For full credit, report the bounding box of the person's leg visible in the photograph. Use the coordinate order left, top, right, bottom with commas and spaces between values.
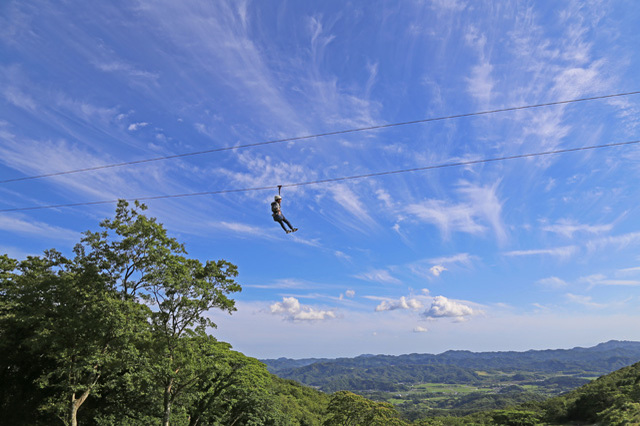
282, 217, 294, 230
277, 219, 289, 232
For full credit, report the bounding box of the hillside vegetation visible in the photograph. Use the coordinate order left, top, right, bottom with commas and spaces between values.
264, 340, 640, 392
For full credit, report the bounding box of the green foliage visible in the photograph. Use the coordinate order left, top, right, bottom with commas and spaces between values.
270, 377, 330, 425
324, 390, 407, 426
541, 360, 640, 424
490, 409, 541, 426
0, 248, 149, 425
599, 401, 640, 425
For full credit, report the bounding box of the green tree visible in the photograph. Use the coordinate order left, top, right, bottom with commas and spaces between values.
77, 201, 241, 425
599, 401, 640, 425
490, 409, 541, 426
0, 250, 147, 426
324, 390, 407, 426
145, 250, 240, 426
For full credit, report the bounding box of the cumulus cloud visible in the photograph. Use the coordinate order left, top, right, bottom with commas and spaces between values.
413, 326, 428, 333
375, 296, 423, 312
269, 297, 336, 321
423, 296, 476, 321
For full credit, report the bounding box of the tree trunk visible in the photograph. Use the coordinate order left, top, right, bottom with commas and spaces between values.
69, 387, 92, 426
162, 381, 173, 426
69, 401, 78, 426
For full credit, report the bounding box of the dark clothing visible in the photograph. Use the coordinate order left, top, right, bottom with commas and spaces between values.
271, 200, 294, 232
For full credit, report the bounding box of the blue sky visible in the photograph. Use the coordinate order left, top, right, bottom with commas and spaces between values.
2, 0, 640, 359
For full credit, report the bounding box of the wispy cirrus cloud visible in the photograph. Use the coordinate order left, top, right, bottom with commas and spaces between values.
211, 221, 276, 240
586, 232, 640, 253
354, 268, 402, 285
405, 180, 505, 242
535, 276, 569, 289
565, 293, 606, 309
503, 245, 578, 259
542, 219, 613, 238
0, 214, 79, 242
579, 274, 640, 288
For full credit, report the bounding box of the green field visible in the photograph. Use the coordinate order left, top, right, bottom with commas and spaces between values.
361, 371, 592, 418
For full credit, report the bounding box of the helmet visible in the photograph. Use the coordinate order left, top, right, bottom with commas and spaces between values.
274, 195, 282, 201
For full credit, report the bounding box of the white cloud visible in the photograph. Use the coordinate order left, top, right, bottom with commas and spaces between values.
409, 253, 474, 280
430, 0, 466, 12
579, 274, 640, 288
413, 326, 428, 333
503, 246, 578, 259
542, 219, 613, 238
467, 60, 494, 105
429, 253, 473, 266
334, 250, 352, 261
586, 232, 640, 253
405, 181, 505, 242
375, 296, 423, 312
216, 221, 274, 238
215, 151, 312, 198
0, 214, 79, 242
376, 188, 393, 208
128, 122, 149, 131
328, 184, 377, 230
406, 199, 483, 238
535, 276, 568, 289
456, 180, 506, 244
3, 85, 37, 110
618, 266, 640, 275
345, 290, 355, 298
565, 293, 605, 308
430, 265, 447, 277
269, 297, 336, 321
354, 269, 402, 285
424, 296, 476, 321
94, 60, 159, 82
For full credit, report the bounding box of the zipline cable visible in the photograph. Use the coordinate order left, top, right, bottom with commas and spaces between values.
2, 139, 638, 213
1, 90, 639, 185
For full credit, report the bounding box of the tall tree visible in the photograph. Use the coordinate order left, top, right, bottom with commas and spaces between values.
81, 201, 241, 425
0, 250, 147, 426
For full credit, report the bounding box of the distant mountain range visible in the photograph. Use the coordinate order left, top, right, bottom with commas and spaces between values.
262, 340, 640, 393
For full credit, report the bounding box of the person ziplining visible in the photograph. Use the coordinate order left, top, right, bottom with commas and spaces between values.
271, 192, 298, 234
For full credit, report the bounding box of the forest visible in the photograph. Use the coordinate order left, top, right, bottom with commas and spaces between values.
1, 201, 639, 425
